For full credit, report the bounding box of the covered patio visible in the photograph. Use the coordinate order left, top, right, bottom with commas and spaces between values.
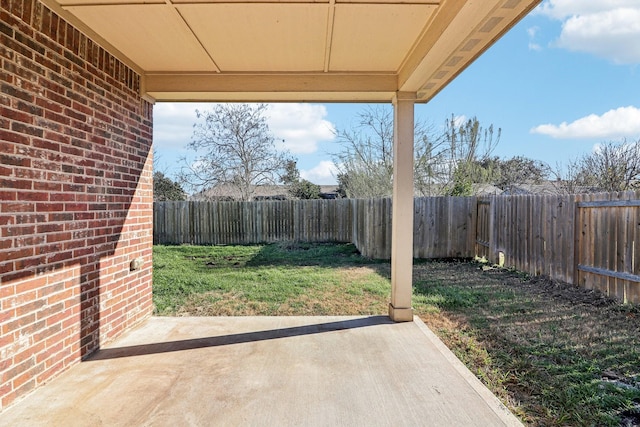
1, 0, 539, 419
2, 316, 522, 426
41, 0, 540, 321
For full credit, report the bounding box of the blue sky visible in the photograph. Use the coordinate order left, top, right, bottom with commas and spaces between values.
153, 0, 640, 185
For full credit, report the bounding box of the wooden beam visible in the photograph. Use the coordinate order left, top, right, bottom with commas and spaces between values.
145, 91, 398, 103
144, 72, 398, 95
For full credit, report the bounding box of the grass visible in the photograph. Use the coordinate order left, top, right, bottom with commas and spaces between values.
153, 242, 389, 316
153, 243, 640, 426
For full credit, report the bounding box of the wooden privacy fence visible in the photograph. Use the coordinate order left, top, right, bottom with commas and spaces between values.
477, 191, 640, 303
154, 199, 354, 246
154, 197, 476, 259
155, 191, 640, 303
575, 196, 640, 303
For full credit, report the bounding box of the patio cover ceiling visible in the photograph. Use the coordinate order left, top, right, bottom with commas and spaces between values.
42, 0, 540, 103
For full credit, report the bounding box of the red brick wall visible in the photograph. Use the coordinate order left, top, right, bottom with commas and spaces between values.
0, 0, 153, 410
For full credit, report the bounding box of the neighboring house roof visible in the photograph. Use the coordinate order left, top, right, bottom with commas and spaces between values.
191, 184, 340, 201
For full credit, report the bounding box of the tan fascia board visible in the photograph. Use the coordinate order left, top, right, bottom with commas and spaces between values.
144, 72, 399, 102
38, 0, 144, 76
400, 0, 541, 101
397, 0, 466, 92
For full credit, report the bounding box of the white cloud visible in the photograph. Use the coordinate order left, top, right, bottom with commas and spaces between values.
153, 102, 336, 156
452, 115, 467, 127
267, 104, 336, 155
527, 26, 542, 51
536, 1, 640, 64
536, 0, 639, 20
530, 106, 640, 139
300, 160, 338, 184
153, 102, 210, 150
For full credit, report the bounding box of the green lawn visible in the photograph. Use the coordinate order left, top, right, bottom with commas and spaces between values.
153, 243, 640, 426
153, 242, 390, 316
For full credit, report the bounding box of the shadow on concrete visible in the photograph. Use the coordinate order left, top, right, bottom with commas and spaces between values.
88, 316, 393, 361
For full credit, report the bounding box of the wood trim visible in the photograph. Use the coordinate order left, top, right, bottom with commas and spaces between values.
578, 199, 640, 208
577, 264, 640, 284
145, 72, 398, 93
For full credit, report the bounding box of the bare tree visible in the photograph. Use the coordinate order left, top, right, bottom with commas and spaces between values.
493, 156, 550, 192
332, 108, 504, 198
551, 160, 589, 195
554, 139, 640, 194
579, 139, 640, 192
180, 104, 292, 201
332, 106, 395, 198
332, 106, 446, 198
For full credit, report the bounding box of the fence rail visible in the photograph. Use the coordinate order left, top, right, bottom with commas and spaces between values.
155, 190, 640, 303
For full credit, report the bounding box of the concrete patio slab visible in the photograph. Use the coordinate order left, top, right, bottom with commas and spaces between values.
1, 316, 522, 426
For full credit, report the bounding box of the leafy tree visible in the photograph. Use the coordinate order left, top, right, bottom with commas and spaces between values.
443, 115, 501, 196
335, 173, 349, 198
289, 180, 321, 199
281, 160, 320, 199
180, 103, 292, 201
153, 172, 187, 201
281, 160, 301, 186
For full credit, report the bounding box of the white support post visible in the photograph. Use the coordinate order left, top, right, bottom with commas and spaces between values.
389, 92, 416, 322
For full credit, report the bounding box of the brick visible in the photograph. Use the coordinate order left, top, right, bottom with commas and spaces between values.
13, 168, 46, 181
64, 203, 87, 211
0, 154, 30, 167
0, 191, 17, 201
2, 226, 36, 241
0, 82, 33, 103
0, 0, 153, 407
15, 213, 46, 224
49, 213, 73, 222
45, 232, 70, 243
31, 138, 60, 152
11, 121, 43, 137
2, 248, 34, 261
1, 202, 34, 213
0, 106, 32, 126
47, 250, 71, 263
0, 179, 31, 191
18, 191, 47, 202
11, 377, 35, 401
49, 193, 74, 202
35, 202, 63, 212
33, 181, 62, 192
